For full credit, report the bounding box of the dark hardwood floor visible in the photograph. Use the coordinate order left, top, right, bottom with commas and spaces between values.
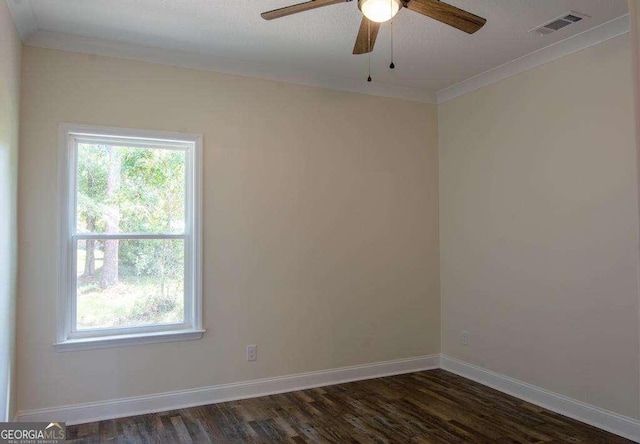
66, 369, 633, 443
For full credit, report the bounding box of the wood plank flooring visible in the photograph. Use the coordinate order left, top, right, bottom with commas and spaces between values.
66, 369, 633, 443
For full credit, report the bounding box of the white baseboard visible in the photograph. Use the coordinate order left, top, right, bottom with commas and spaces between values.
440, 355, 640, 443
15, 354, 439, 426
15, 353, 640, 442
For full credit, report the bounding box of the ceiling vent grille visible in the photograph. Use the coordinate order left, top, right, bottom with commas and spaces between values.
531, 12, 589, 35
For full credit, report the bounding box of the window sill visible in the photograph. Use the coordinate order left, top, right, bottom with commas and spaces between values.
54, 329, 206, 352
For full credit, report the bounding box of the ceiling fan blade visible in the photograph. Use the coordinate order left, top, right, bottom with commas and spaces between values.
353, 17, 381, 54
262, 0, 346, 20
405, 0, 486, 34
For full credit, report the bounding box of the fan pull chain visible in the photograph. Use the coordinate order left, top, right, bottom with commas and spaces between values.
390, 0, 395, 69
367, 19, 372, 82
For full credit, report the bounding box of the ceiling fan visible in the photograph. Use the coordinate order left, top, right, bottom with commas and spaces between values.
260, 0, 486, 56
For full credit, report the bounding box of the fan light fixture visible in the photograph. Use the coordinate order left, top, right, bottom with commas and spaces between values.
358, 0, 401, 23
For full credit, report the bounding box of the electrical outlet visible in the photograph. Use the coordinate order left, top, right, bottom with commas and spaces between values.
246, 345, 257, 361
460, 331, 470, 346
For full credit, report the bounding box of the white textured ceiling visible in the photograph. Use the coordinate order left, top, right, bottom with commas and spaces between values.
9, 0, 629, 94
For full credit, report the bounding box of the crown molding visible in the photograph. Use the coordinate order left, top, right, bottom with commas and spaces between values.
23, 30, 438, 104
437, 14, 630, 103
7, 0, 629, 106
5, 0, 37, 41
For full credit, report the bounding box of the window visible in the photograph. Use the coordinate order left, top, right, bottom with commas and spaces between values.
56, 124, 203, 351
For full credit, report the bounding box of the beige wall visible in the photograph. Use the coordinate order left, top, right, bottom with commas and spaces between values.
17, 18, 637, 422
0, 0, 21, 422
17, 47, 440, 412
439, 34, 640, 419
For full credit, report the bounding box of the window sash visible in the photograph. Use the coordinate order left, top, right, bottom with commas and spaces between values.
73, 233, 187, 240
73, 138, 189, 236
57, 123, 203, 350
69, 235, 191, 339
73, 135, 192, 151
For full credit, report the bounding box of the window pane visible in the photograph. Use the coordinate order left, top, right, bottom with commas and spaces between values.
76, 239, 185, 330
76, 143, 186, 234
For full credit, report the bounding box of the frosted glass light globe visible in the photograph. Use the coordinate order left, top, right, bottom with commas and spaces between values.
358, 0, 401, 23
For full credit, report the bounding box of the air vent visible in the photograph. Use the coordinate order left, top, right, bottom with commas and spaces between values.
530, 12, 589, 36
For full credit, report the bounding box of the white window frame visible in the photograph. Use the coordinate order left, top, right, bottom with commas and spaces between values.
55, 123, 204, 352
